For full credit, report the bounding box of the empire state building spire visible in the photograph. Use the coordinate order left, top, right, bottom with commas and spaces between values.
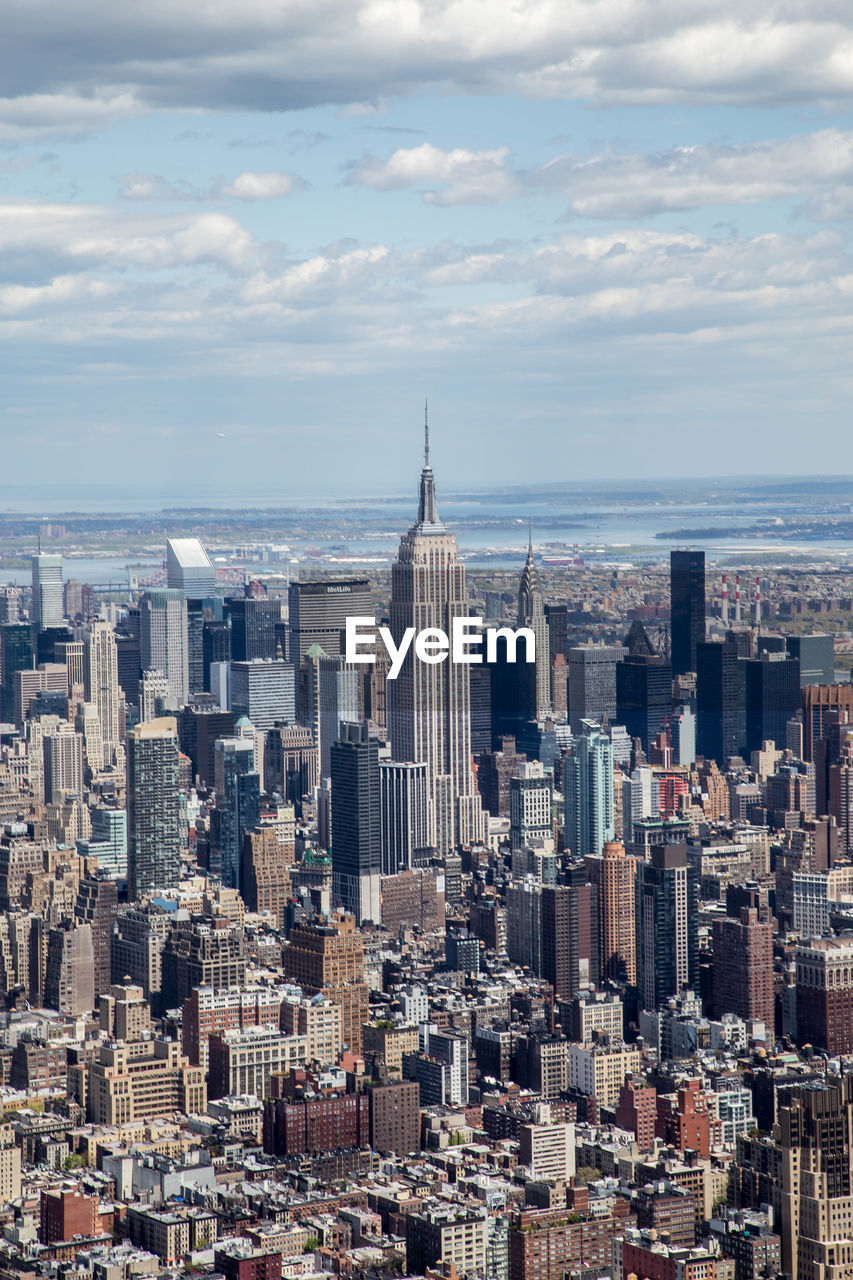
389, 408, 485, 854
417, 401, 443, 529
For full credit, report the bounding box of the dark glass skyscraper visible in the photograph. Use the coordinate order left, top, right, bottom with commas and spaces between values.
211, 737, 261, 891
226, 597, 281, 662
331, 721, 381, 924
0, 623, 33, 725
670, 550, 706, 677
616, 621, 673, 752
744, 653, 801, 754
696, 638, 744, 764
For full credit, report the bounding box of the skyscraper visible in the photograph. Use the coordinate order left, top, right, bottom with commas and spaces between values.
127, 717, 181, 899
226, 596, 282, 662
564, 719, 614, 860
0, 623, 33, 725
568, 643, 626, 732
379, 759, 430, 874
585, 839, 637, 986
288, 578, 372, 672
211, 737, 260, 892
166, 537, 216, 596
744, 652, 801, 754
712, 907, 774, 1041
510, 761, 553, 851
517, 530, 550, 721
388, 420, 484, 852
696, 638, 744, 764
139, 589, 189, 710
301, 645, 360, 778
636, 843, 697, 1012
616, 621, 673, 753
31, 554, 63, 634
230, 659, 295, 729
331, 722, 381, 925
670, 550, 705, 677
84, 620, 122, 767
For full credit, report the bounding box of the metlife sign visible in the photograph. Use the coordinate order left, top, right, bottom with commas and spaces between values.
345, 616, 536, 679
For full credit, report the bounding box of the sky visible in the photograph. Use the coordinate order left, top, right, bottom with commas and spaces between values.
4, 1, 853, 497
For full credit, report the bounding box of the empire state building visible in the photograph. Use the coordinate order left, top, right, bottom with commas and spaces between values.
388, 420, 485, 853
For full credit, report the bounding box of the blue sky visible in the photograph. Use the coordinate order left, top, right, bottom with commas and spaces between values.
4, 1, 853, 496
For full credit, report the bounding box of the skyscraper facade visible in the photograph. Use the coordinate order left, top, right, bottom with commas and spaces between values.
568, 644, 626, 732
636, 843, 697, 1012
696, 639, 744, 765
127, 717, 181, 900
331, 722, 381, 925
564, 720, 614, 860
586, 839, 637, 986
616, 622, 673, 753
0, 623, 33, 725
85, 620, 122, 767
670, 550, 705, 677
211, 738, 260, 892
379, 760, 430, 875
139, 589, 189, 710
517, 532, 550, 721
388, 425, 484, 853
744, 653, 801, 755
31, 554, 63, 634
288, 579, 372, 671
166, 537, 216, 596
712, 907, 774, 1040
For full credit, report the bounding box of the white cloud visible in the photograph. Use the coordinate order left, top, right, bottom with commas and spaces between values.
119, 170, 305, 202
349, 143, 519, 204
347, 129, 853, 217
3, 0, 853, 139
220, 170, 304, 199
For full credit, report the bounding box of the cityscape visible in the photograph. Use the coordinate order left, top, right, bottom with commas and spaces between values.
7, 2, 853, 1280
0, 434, 853, 1280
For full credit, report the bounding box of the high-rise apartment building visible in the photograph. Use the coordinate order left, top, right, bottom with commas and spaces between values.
127, 717, 181, 900
139, 589, 189, 710
795, 936, 853, 1055
331, 722, 381, 925
242, 822, 294, 927
564, 720, 614, 859
31, 554, 63, 633
636, 843, 697, 1012
585, 839, 637, 985
670, 550, 705, 677
510, 761, 552, 851
388, 425, 484, 852
84, 620, 122, 766
44, 921, 95, 1015
282, 913, 369, 1055
712, 907, 774, 1042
